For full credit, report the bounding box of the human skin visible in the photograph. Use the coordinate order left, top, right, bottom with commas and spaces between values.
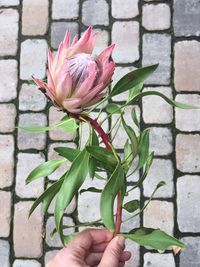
46, 229, 132, 267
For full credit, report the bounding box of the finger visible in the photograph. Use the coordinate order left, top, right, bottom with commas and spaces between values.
91, 242, 109, 252
120, 251, 132, 262
119, 262, 125, 267
67, 228, 113, 259
86, 252, 103, 265
98, 236, 125, 267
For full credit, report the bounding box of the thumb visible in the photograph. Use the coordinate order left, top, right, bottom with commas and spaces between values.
98, 236, 125, 267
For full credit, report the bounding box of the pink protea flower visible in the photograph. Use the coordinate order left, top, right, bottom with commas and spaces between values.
33, 26, 115, 113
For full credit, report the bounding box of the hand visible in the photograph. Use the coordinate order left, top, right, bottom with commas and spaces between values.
46, 228, 132, 267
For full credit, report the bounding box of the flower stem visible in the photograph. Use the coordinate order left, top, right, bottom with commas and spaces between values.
71, 113, 122, 235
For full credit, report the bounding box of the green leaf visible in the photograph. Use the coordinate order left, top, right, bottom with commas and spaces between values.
128, 82, 143, 102
26, 159, 66, 184
123, 200, 140, 213
106, 103, 121, 114
88, 130, 99, 179
80, 187, 102, 194
58, 115, 77, 133
110, 64, 158, 98
129, 91, 199, 109
29, 178, 64, 217
100, 162, 125, 230
18, 125, 51, 132
86, 146, 117, 173
55, 148, 89, 243
131, 108, 140, 129
54, 147, 80, 162
123, 227, 186, 251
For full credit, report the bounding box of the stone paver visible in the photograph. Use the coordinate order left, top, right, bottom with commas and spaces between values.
19, 84, 47, 111
142, 87, 173, 124
0, 0, 19, 5
0, 191, 11, 237
20, 39, 48, 80
51, 22, 78, 49
142, 4, 171, 30
45, 250, 59, 265
174, 0, 200, 36
0, 8, 19, 56
149, 127, 173, 156
142, 34, 171, 84
143, 200, 174, 235
52, 0, 79, 19
14, 202, 43, 257
18, 113, 47, 150
0, 135, 14, 188
174, 41, 200, 92
112, 21, 139, 63
22, 0, 48, 36
175, 94, 200, 131
177, 175, 200, 233
82, 0, 109, 26
0, 60, 18, 102
176, 134, 200, 173
0, 104, 16, 133
0, 240, 9, 267
13, 260, 41, 267
180, 237, 200, 267
112, 0, 139, 19
143, 159, 174, 198
46, 216, 74, 247
125, 240, 140, 267
16, 153, 45, 198
92, 29, 109, 56
144, 253, 175, 267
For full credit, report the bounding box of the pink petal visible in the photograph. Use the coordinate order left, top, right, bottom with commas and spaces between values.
56, 72, 72, 100
84, 93, 106, 108
62, 98, 82, 111
83, 32, 98, 54
33, 77, 48, 89
47, 48, 54, 72
97, 61, 115, 85
71, 34, 78, 46
63, 30, 70, 49
81, 83, 104, 105
96, 44, 115, 64
47, 70, 57, 96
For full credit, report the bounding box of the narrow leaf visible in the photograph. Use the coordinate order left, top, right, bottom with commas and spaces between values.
110, 64, 158, 98
123, 227, 186, 251
26, 159, 66, 184
106, 103, 121, 114
18, 125, 51, 132
100, 162, 125, 230
57, 115, 77, 133
54, 147, 80, 162
123, 200, 140, 213
80, 187, 102, 194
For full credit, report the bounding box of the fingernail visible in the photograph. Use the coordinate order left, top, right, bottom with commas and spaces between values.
117, 236, 125, 247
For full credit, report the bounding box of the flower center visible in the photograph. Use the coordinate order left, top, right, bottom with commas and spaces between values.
68, 53, 98, 88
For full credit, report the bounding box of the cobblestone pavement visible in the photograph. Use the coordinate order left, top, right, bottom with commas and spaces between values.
0, 0, 200, 266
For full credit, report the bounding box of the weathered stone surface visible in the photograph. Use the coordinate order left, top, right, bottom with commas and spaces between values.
180, 237, 200, 267
18, 113, 47, 150
176, 134, 200, 173
51, 22, 78, 49
142, 4, 170, 30
14, 202, 43, 257
46, 216, 74, 247
49, 107, 75, 141
143, 159, 174, 198
82, 0, 109, 26
174, 41, 200, 92
142, 34, 171, 84
45, 250, 59, 265
142, 87, 173, 124
174, 0, 200, 36
125, 240, 140, 267
112, 21, 139, 63
0, 104, 16, 133
0, 240, 9, 267
22, 0, 48, 35
143, 200, 174, 235
0, 8, 18, 56
0, 191, 11, 237
20, 39, 47, 80
0, 0, 19, 5
92, 30, 109, 56
112, 0, 139, 18
52, 0, 79, 19
19, 84, 47, 111
0, 59, 18, 102
13, 260, 41, 267
175, 94, 200, 131
0, 135, 14, 188
177, 175, 200, 233
16, 153, 45, 198
144, 253, 175, 267
150, 127, 173, 156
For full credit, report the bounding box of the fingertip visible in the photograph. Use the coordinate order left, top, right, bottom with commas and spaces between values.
120, 251, 132, 262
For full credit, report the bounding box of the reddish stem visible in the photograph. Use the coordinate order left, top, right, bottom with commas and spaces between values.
72, 113, 122, 235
